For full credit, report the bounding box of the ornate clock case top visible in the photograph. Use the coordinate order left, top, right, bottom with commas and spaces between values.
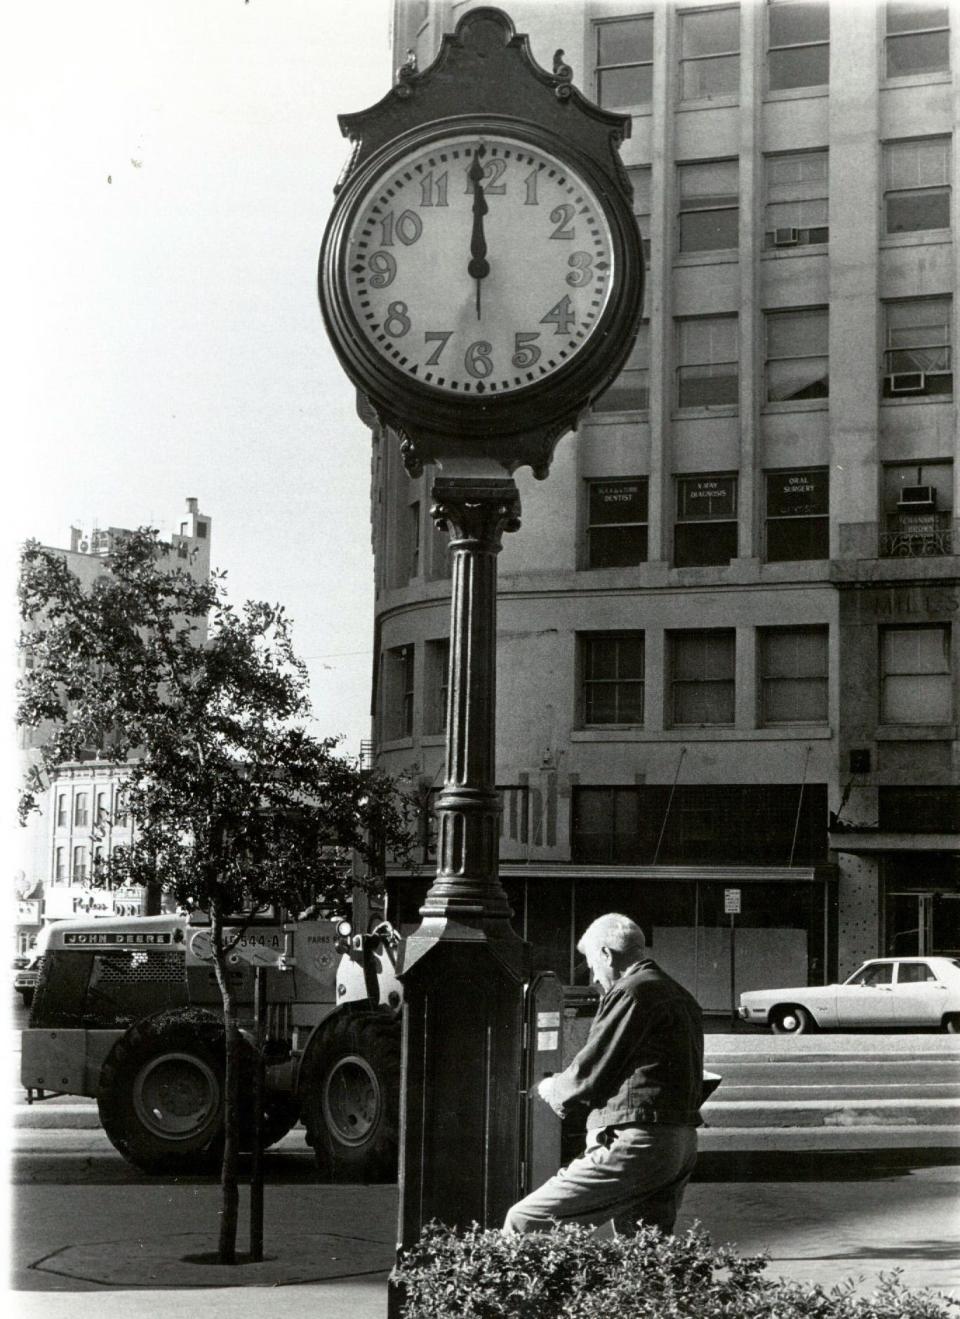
319, 7, 644, 478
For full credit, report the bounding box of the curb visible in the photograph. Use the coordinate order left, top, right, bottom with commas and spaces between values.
702, 1097, 960, 1127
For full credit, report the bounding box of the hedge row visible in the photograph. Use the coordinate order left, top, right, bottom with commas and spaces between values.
394, 1221, 958, 1319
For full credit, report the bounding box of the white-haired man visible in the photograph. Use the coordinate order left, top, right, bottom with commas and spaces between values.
504, 913, 703, 1236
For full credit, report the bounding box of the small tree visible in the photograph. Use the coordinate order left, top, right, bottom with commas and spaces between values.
17, 528, 413, 1262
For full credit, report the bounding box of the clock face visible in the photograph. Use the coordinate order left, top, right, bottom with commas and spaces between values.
342, 133, 616, 398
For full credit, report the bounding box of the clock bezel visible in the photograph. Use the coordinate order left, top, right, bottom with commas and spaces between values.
319, 113, 644, 443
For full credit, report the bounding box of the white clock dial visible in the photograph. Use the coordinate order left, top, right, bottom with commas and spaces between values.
344, 133, 616, 397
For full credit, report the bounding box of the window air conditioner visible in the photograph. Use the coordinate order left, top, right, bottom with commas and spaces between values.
898, 485, 936, 508
886, 372, 925, 394
773, 227, 800, 246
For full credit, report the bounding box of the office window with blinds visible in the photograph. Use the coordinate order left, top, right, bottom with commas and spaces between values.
678, 159, 739, 252
764, 150, 828, 248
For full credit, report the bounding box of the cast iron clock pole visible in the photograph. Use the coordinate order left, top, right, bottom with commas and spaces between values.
316, 9, 643, 1310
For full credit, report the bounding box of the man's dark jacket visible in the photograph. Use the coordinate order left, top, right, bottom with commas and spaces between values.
549, 959, 704, 1129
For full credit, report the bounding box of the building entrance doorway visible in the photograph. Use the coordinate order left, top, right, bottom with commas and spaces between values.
885, 889, 960, 957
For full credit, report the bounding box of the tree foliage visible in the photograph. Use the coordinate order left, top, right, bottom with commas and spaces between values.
18, 527, 413, 916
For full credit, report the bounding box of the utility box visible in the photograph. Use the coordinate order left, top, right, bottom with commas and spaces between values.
522, 975, 600, 1195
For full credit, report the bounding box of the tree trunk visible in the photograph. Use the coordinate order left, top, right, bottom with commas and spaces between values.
212, 899, 241, 1264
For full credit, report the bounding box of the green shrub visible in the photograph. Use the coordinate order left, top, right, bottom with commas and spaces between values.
393, 1221, 958, 1319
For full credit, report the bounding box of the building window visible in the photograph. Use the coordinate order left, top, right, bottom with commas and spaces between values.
586, 479, 649, 568
678, 160, 739, 253
764, 150, 828, 248
382, 644, 415, 741
424, 639, 449, 736
883, 137, 952, 234
882, 296, 952, 398
880, 461, 953, 557
594, 322, 649, 412
72, 845, 88, 883
765, 307, 828, 402
409, 502, 421, 578
676, 316, 738, 409
675, 475, 738, 567
679, 6, 740, 100
596, 15, 654, 109
582, 633, 645, 725
54, 847, 66, 883
879, 786, 960, 832
628, 165, 652, 264
881, 626, 952, 724
767, 0, 829, 89
759, 626, 828, 725
56, 792, 67, 828
669, 629, 736, 726
96, 790, 108, 826
572, 783, 827, 865
114, 790, 129, 828
74, 792, 89, 828
885, 1, 950, 78
572, 787, 644, 864
765, 469, 829, 561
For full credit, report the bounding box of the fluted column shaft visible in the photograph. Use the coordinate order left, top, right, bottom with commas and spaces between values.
420, 476, 521, 924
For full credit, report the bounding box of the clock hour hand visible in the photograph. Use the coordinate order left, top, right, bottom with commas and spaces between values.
467, 150, 490, 319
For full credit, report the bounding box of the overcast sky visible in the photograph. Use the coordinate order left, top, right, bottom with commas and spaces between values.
8, 0, 397, 755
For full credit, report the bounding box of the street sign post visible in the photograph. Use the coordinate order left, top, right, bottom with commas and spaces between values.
725, 888, 741, 1025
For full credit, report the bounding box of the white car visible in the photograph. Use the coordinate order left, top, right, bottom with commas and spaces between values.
739, 956, 960, 1034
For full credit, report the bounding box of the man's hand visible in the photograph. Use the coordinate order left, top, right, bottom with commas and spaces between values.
537, 1075, 564, 1116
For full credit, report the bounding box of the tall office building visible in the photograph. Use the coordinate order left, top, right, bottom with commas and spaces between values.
369, 1, 958, 1005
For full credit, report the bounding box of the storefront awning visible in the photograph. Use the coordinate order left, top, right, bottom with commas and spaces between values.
829, 831, 960, 853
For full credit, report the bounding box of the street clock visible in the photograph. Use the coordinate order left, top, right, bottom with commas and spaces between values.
319, 7, 644, 478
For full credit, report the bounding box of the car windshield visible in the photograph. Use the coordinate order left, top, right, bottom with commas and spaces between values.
845, 962, 893, 986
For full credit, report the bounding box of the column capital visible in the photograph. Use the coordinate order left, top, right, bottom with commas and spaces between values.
430, 476, 522, 547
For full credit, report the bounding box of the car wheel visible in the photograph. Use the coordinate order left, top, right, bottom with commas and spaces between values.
942, 1014, 960, 1035
17, 989, 34, 1009
770, 1005, 814, 1034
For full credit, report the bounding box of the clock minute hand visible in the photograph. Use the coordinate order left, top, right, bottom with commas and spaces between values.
467, 152, 490, 319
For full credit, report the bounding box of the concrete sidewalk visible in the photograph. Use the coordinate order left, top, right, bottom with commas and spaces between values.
11, 1152, 960, 1318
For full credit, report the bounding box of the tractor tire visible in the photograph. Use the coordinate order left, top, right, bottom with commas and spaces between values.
98, 1008, 298, 1173
300, 1008, 400, 1183
252, 1093, 302, 1150
98, 1008, 227, 1173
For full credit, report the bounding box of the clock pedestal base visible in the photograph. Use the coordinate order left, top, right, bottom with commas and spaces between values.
388, 476, 529, 1317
